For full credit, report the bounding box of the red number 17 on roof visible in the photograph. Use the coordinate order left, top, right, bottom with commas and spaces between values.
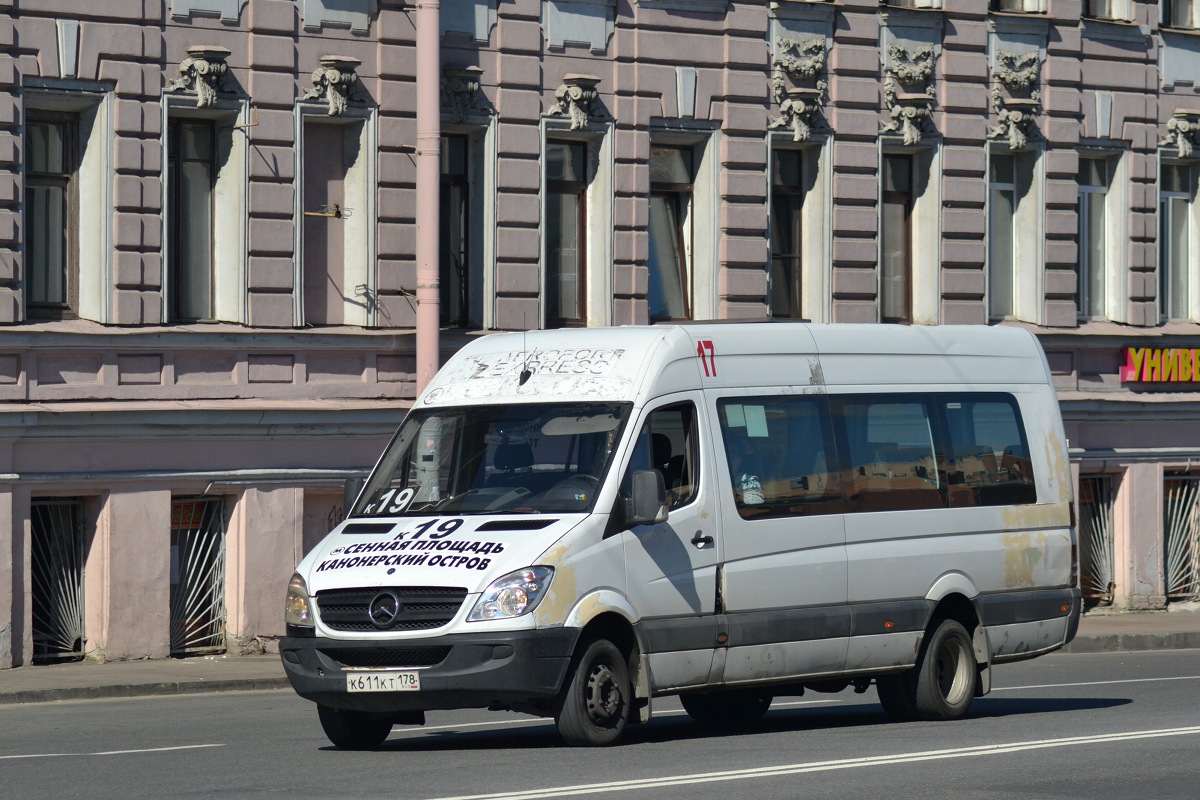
696, 340, 716, 377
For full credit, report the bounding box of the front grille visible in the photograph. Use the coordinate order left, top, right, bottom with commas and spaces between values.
320, 647, 451, 668
315, 586, 468, 632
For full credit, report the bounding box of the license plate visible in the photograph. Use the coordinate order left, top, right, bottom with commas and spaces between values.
345, 671, 421, 693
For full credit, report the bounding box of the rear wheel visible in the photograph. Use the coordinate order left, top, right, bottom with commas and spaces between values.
913, 618, 977, 720
875, 673, 918, 721
317, 705, 393, 750
555, 638, 631, 746
877, 618, 977, 722
680, 689, 773, 728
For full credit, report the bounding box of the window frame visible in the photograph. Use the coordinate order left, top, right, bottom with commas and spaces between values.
294, 103, 377, 328
24, 110, 80, 319
1076, 151, 1126, 322
166, 116, 218, 322
440, 132, 472, 329
880, 153, 915, 324
1159, 160, 1198, 322
1164, 0, 1200, 28
769, 148, 805, 320
648, 144, 696, 323
545, 139, 589, 328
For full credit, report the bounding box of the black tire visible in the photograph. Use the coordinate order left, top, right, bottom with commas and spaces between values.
912, 618, 977, 720
680, 689, 773, 728
555, 638, 631, 746
317, 705, 393, 750
875, 672, 919, 722
877, 618, 977, 722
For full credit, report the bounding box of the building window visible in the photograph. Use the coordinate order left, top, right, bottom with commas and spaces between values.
25, 113, 78, 318
1161, 162, 1195, 321
648, 145, 694, 322
1078, 157, 1111, 320
989, 0, 1047, 11
1165, 0, 1199, 27
302, 120, 348, 326
167, 118, 216, 322
880, 154, 914, 324
300, 114, 374, 327
770, 149, 804, 319
1084, 0, 1132, 21
988, 149, 1043, 323
440, 134, 470, 328
546, 140, 587, 327
989, 154, 1017, 319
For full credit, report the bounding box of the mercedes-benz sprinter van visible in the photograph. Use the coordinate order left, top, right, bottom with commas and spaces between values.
281, 323, 1080, 748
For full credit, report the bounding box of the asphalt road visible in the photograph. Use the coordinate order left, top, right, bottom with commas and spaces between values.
1, 649, 1197, 800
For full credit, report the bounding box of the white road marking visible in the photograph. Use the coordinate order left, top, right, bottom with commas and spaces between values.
426, 726, 1200, 800
0, 744, 224, 761
996, 674, 1200, 692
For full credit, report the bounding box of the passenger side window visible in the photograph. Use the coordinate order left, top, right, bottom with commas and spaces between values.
717, 396, 843, 520
941, 395, 1037, 507
834, 397, 942, 512
623, 402, 700, 511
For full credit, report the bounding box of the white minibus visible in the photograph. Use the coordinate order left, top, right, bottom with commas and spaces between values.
282, 323, 1080, 747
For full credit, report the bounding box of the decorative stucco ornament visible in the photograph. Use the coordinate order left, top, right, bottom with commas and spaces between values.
441, 66, 486, 124
771, 85, 827, 143
770, 37, 827, 143
1161, 109, 1200, 159
168, 45, 233, 108
304, 56, 362, 117
989, 51, 1042, 150
882, 44, 936, 146
549, 74, 601, 130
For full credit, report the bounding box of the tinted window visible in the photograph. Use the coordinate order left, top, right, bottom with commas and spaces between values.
941, 395, 1037, 507
834, 397, 942, 512
717, 397, 844, 520
715, 391, 1037, 521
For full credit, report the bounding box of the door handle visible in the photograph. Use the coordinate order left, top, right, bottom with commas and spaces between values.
691, 530, 714, 549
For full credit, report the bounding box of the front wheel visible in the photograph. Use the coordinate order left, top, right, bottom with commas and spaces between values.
555, 638, 631, 746
317, 705, 393, 750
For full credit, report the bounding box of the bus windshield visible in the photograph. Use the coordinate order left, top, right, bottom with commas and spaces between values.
351, 402, 632, 517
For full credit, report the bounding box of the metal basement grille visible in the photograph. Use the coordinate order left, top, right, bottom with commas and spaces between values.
320, 647, 452, 668
316, 587, 468, 632
31, 499, 86, 665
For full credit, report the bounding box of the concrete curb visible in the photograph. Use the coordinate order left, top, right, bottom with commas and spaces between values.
1061, 631, 1200, 655
0, 676, 292, 705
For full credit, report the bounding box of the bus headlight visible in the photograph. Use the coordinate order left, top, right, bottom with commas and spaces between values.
284, 573, 315, 628
468, 567, 554, 621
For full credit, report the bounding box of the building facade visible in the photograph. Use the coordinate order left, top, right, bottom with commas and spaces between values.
2, 0, 1199, 667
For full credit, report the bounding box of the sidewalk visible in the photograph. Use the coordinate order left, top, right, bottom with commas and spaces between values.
1, 608, 1197, 706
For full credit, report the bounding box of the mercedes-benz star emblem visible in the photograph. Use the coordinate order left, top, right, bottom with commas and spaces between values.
368, 591, 403, 629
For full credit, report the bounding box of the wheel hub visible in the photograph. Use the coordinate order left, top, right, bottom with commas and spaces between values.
585, 663, 622, 723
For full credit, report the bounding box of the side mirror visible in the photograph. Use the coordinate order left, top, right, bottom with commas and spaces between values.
628, 469, 669, 526
343, 475, 366, 515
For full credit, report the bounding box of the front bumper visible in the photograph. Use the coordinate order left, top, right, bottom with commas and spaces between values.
280, 628, 578, 714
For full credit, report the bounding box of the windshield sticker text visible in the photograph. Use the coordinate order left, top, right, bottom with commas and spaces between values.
317, 534, 504, 572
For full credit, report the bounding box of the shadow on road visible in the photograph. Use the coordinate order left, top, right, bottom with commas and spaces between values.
323, 694, 1134, 753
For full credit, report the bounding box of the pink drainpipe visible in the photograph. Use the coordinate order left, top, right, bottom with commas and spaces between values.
415, 0, 441, 393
